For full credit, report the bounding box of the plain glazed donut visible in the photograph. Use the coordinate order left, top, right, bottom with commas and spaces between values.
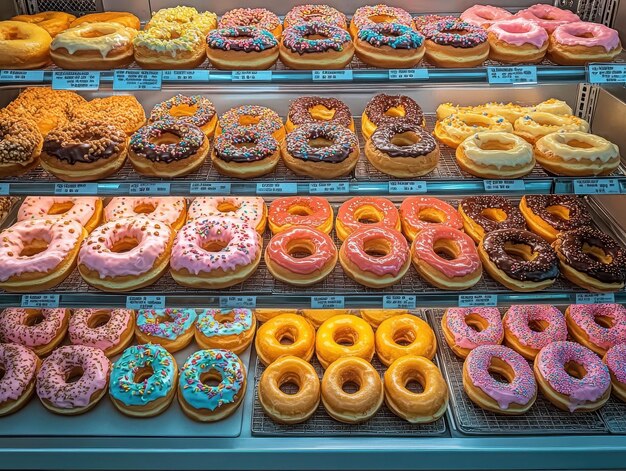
135, 308, 197, 353
461, 5, 513, 28
316, 315, 375, 369
11, 11, 76, 37
0, 21, 51, 69
104, 197, 187, 231
150, 95, 217, 137
459, 195, 526, 244
195, 308, 256, 355
336, 197, 400, 241
519, 195, 592, 243
188, 197, 267, 234
565, 304, 626, 356
255, 313, 315, 366
0, 308, 69, 357
0, 343, 40, 416
68, 308, 135, 357
603, 344, 626, 402
280, 22, 354, 70
219, 8, 282, 38
300, 309, 361, 329
442, 307, 503, 358
515, 4, 580, 33
69, 12, 141, 30
18, 196, 103, 233
399, 197, 463, 242
268, 197, 333, 235
375, 314, 437, 366
503, 305, 567, 360
360, 309, 409, 330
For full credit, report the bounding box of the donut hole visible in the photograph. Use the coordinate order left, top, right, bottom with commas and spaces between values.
214, 312, 235, 324
594, 315, 615, 329
307, 137, 334, 149
86, 311, 111, 329
133, 366, 154, 383
168, 104, 199, 119
110, 236, 140, 253
238, 115, 261, 127
47, 201, 75, 216
200, 370, 223, 388
363, 239, 390, 258
150, 132, 181, 146
202, 240, 228, 252
333, 326, 358, 347
288, 204, 313, 217
582, 243, 613, 265
286, 240, 315, 259
354, 206, 382, 225
65, 366, 84, 384
418, 208, 446, 224
393, 327, 416, 346
546, 204, 570, 222
216, 201, 240, 214
368, 14, 396, 24
433, 238, 460, 261
390, 131, 421, 147
528, 319, 549, 332
404, 372, 426, 394
503, 242, 538, 262
24, 310, 45, 326
487, 357, 515, 384
275, 326, 297, 345
133, 202, 157, 215
342, 381, 360, 394
465, 313, 489, 332
278, 372, 301, 395
565, 139, 595, 149
480, 208, 508, 223
308, 104, 336, 122
564, 360, 587, 380
19, 238, 49, 257
384, 105, 406, 119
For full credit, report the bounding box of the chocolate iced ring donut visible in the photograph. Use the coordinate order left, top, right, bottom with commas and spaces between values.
206, 26, 279, 70
520, 195, 592, 243
422, 18, 489, 67
211, 128, 280, 179
459, 196, 526, 243
362, 94, 424, 139
286, 96, 354, 132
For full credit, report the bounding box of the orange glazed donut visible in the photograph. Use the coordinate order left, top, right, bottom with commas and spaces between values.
255, 314, 315, 366
0, 308, 69, 356
0, 21, 52, 69
375, 314, 437, 366
399, 197, 463, 242
299, 309, 360, 329
316, 315, 375, 369
268, 196, 333, 235
69, 12, 141, 30
360, 309, 409, 330
0, 343, 40, 416
336, 197, 400, 241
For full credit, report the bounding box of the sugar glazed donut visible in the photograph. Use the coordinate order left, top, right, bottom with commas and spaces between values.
135, 308, 197, 353
11, 11, 76, 37
400, 197, 463, 242
336, 197, 400, 241
375, 314, 437, 366
503, 305, 567, 360
280, 22, 354, 70
0, 21, 52, 69
316, 315, 375, 369
255, 313, 315, 366
268, 196, 333, 234
442, 307, 503, 358
195, 308, 257, 354
0, 343, 40, 416
566, 304, 626, 356
0, 308, 69, 356
68, 308, 135, 357
459, 195, 526, 244
70, 11, 141, 30
18, 196, 103, 233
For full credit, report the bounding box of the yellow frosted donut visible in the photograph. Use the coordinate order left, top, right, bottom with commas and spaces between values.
0, 21, 51, 69
375, 314, 437, 366
434, 112, 512, 149
513, 112, 589, 144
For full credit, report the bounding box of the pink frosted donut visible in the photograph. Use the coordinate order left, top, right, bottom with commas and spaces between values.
399, 197, 463, 242
69, 308, 135, 357
0, 343, 39, 416
461, 5, 513, 28
566, 303, 626, 356
603, 343, 626, 402
0, 308, 69, 356
187, 196, 267, 233
104, 197, 187, 231
503, 305, 566, 360
535, 341, 610, 412
549, 22, 622, 64
515, 4, 580, 33
442, 307, 503, 358
17, 196, 102, 232
488, 18, 549, 48
336, 197, 400, 241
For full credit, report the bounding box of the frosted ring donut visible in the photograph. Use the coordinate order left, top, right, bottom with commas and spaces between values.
268, 196, 333, 234
565, 304, 626, 357
104, 197, 187, 231
136, 308, 197, 352
18, 196, 103, 233
316, 315, 375, 369
0, 308, 69, 356
399, 197, 463, 241
188, 197, 267, 234
515, 4, 580, 33
68, 308, 135, 357
195, 308, 257, 355
460, 5, 513, 28
0, 343, 40, 416
435, 112, 512, 149
503, 305, 567, 360
442, 307, 503, 358
336, 196, 400, 241
255, 313, 316, 366
513, 112, 589, 144
375, 314, 437, 366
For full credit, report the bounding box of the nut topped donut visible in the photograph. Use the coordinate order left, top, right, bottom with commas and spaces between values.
268, 196, 333, 234
286, 96, 354, 132
362, 94, 424, 140
336, 197, 400, 241
104, 197, 187, 231
0, 343, 40, 416
149, 95, 217, 137
400, 197, 463, 242
442, 307, 503, 358
503, 305, 567, 360
71, 96, 145, 135
566, 304, 626, 356
135, 308, 197, 352
280, 22, 354, 70
18, 196, 103, 233
206, 26, 279, 70
284, 5, 347, 30
519, 195, 592, 243
459, 195, 526, 244
219, 8, 282, 38
188, 197, 267, 233
0, 308, 69, 356
69, 308, 135, 357
350, 4, 414, 37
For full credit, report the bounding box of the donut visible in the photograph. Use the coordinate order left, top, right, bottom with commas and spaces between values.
149, 95, 217, 137
0, 343, 40, 416
414, 15, 457, 33
135, 308, 197, 353
375, 314, 437, 366
360, 309, 408, 330
216, 105, 284, 142
0, 308, 69, 356
265, 226, 337, 286
555, 227, 626, 292
355, 23, 425, 69
531, 99, 575, 116
565, 304, 626, 356
436, 99, 574, 124
0, 112, 42, 177
71, 96, 145, 135
0, 198, 13, 225
384, 355, 449, 423
255, 313, 315, 366
365, 121, 440, 178
36, 345, 110, 415
129, 121, 208, 178
69, 12, 141, 30
219, 8, 282, 38
515, 4, 581, 33
300, 309, 362, 329
460, 5, 513, 28
442, 307, 503, 358
549, 21, 622, 65
603, 344, 626, 402
212, 128, 280, 179
412, 226, 482, 290
178, 349, 246, 422
188, 197, 267, 234
459, 195, 526, 244
280, 22, 354, 70
422, 19, 489, 68
206, 26, 279, 70
362, 94, 424, 140
535, 341, 611, 412
0, 21, 51, 69
50, 22, 136, 70
195, 308, 257, 354
170, 217, 261, 289
268, 196, 333, 234
513, 112, 589, 144
0, 218, 86, 293
104, 197, 187, 231
519, 195, 592, 243
502, 305, 567, 360
336, 197, 400, 241
11, 11, 75, 37
258, 355, 320, 424
284, 5, 347, 30
146, 7, 217, 34
281, 122, 360, 179
316, 315, 375, 369
464, 344, 537, 414
68, 308, 135, 357
321, 356, 383, 423
534, 131, 620, 176
109, 344, 177, 417
435, 113, 513, 149
350, 5, 414, 37
397, 197, 461, 242
339, 226, 410, 288
286, 96, 354, 133
134, 23, 205, 69
77, 216, 173, 292
40, 120, 128, 182
487, 18, 548, 63
18, 196, 102, 233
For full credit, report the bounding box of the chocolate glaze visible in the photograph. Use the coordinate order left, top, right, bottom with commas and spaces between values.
214, 128, 278, 163
130, 121, 205, 164
288, 96, 352, 129
285, 122, 358, 163
364, 94, 424, 127
461, 196, 526, 233
370, 121, 436, 157
43, 140, 118, 164
525, 195, 592, 231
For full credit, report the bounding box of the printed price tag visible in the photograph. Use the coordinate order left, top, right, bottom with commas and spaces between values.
0, 70, 45, 82
54, 183, 98, 195
388, 181, 427, 194
113, 70, 162, 90
231, 71, 271, 81
573, 178, 621, 194
588, 64, 626, 84
129, 183, 171, 195
312, 70, 353, 81
458, 294, 498, 307
219, 296, 257, 308
0, 184, 10, 195
21, 294, 60, 308
309, 182, 349, 194
311, 296, 345, 309
388, 69, 429, 80
383, 295, 416, 309
483, 180, 526, 192
487, 66, 537, 84
190, 182, 231, 194
126, 296, 165, 310
162, 70, 209, 82
256, 182, 298, 195
575, 293, 615, 304
52, 71, 100, 90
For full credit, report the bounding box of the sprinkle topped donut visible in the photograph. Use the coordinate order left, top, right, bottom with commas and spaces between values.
357, 23, 424, 49
461, 5, 513, 28
196, 308, 254, 337
130, 121, 205, 163
288, 96, 353, 130
285, 122, 358, 163
364, 94, 424, 128
207, 26, 278, 52
219, 8, 281, 36
218, 105, 283, 138
282, 21, 352, 54
351, 4, 414, 33
150, 95, 216, 129
284, 5, 347, 29
503, 305, 567, 359
444, 307, 503, 351
214, 128, 278, 163
187, 197, 266, 233
18, 196, 101, 229
422, 19, 488, 48
68, 308, 134, 356
604, 343, 626, 395
516, 4, 580, 33
104, 197, 186, 230
566, 304, 626, 355
0, 343, 39, 415
137, 308, 197, 340
0, 308, 69, 355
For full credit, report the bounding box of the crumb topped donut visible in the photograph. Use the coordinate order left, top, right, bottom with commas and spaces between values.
71, 96, 145, 135
0, 112, 42, 177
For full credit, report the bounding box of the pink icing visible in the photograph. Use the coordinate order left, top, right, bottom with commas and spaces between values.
399, 197, 463, 235
0, 343, 38, 403
461, 5, 513, 27
269, 196, 332, 229
515, 4, 580, 33
552, 21, 621, 52
266, 226, 337, 275
536, 341, 610, 412
342, 226, 408, 277
170, 216, 260, 276
0, 219, 83, 281
0, 308, 68, 348
445, 307, 503, 350
337, 197, 399, 236
78, 216, 172, 279
503, 305, 567, 351
17, 197, 99, 227
412, 226, 481, 278
36, 345, 110, 409
69, 309, 133, 352
567, 303, 626, 351
488, 18, 548, 48
188, 197, 265, 230
104, 197, 186, 228
605, 343, 626, 385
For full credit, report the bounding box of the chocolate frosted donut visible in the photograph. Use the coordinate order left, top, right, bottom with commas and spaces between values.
364, 94, 424, 127
288, 96, 352, 129
370, 121, 436, 157
214, 128, 278, 163
130, 121, 205, 163
524, 195, 592, 231
285, 122, 358, 163
460, 196, 525, 233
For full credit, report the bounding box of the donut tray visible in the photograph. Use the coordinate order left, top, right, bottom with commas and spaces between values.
598, 398, 626, 434
427, 308, 609, 436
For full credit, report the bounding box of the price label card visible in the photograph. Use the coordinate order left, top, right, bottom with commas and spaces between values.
0, 70, 45, 82
311, 296, 345, 309
458, 294, 498, 307
309, 182, 349, 194
190, 182, 231, 194
52, 71, 100, 90
162, 70, 209, 82
54, 183, 98, 195
312, 70, 353, 81
575, 293, 615, 304
21, 294, 60, 308
126, 295, 165, 310
573, 178, 621, 194
231, 71, 271, 81
383, 295, 416, 309
129, 183, 171, 195
388, 69, 429, 80
588, 64, 626, 84
487, 66, 537, 84
388, 181, 427, 194
483, 180, 526, 192
113, 70, 162, 90
219, 296, 257, 308
0, 184, 10, 195
256, 182, 298, 195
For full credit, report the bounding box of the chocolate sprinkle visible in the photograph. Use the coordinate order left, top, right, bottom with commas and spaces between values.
364, 94, 424, 127
461, 196, 526, 233
525, 195, 592, 231
288, 96, 352, 129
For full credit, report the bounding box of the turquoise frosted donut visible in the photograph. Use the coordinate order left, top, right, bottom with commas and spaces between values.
195, 309, 256, 354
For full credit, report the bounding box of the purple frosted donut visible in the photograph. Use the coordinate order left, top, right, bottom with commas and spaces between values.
443, 307, 503, 355
566, 303, 626, 356
503, 305, 567, 359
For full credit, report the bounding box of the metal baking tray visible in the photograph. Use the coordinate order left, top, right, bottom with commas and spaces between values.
599, 398, 626, 434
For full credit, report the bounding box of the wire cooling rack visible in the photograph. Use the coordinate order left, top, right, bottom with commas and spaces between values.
599, 397, 626, 434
